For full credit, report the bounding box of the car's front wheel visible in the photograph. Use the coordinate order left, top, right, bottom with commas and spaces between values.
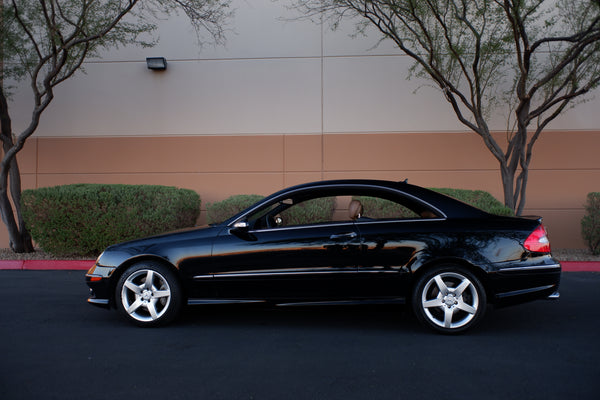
412, 265, 486, 334
116, 261, 183, 327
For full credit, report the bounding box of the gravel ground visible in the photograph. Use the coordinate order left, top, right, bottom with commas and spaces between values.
1, 248, 598, 261
0, 248, 95, 260
552, 248, 600, 262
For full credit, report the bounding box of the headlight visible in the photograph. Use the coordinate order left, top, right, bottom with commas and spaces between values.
86, 263, 116, 280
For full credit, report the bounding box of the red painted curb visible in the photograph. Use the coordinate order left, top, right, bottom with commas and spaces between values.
0, 260, 598, 271
0, 260, 94, 271
560, 261, 600, 272
0, 260, 25, 270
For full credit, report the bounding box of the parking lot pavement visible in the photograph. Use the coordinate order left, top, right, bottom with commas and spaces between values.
1, 271, 599, 400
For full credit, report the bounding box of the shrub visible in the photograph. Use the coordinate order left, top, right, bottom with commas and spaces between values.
431, 188, 514, 216
353, 196, 419, 219
21, 184, 200, 257
355, 188, 512, 218
206, 194, 264, 224
207, 194, 336, 226
581, 192, 600, 255
280, 197, 336, 226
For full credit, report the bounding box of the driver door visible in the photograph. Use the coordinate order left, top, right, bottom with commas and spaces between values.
209, 198, 361, 300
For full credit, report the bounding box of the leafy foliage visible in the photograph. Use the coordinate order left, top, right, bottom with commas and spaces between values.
21, 184, 200, 257
208, 195, 337, 226
290, 0, 600, 214
431, 188, 514, 216
0, 0, 231, 253
280, 197, 337, 226
581, 192, 600, 255
355, 188, 513, 218
1, 0, 232, 85
353, 196, 419, 219
207, 194, 265, 224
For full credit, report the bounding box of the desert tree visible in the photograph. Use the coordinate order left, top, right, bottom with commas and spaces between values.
290, 0, 600, 214
0, 0, 232, 252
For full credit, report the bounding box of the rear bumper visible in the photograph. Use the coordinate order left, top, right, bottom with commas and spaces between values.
490, 262, 561, 307
547, 291, 560, 300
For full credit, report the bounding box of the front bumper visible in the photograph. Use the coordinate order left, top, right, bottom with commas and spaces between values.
85, 264, 116, 308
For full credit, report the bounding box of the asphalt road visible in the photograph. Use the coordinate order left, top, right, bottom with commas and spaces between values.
1, 271, 599, 400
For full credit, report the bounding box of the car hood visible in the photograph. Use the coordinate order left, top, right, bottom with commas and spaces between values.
97, 224, 224, 268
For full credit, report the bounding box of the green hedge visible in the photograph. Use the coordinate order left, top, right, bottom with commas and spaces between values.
431, 188, 514, 216
356, 188, 513, 218
353, 196, 419, 219
279, 197, 336, 226
207, 195, 336, 226
581, 192, 600, 255
208, 188, 510, 227
207, 194, 264, 224
21, 184, 200, 257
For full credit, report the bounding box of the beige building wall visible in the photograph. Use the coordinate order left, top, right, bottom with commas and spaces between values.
7, 130, 599, 250
4, 0, 600, 250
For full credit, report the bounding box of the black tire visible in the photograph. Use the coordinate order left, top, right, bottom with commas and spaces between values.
116, 261, 183, 327
412, 265, 486, 334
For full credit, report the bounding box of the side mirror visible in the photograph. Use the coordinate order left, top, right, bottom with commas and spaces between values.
230, 220, 256, 241
232, 221, 250, 230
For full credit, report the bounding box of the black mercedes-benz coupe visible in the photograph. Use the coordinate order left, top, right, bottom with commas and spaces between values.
86, 179, 561, 333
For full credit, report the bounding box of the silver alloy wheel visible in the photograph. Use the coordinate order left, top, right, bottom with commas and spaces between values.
421, 272, 479, 330
120, 269, 172, 323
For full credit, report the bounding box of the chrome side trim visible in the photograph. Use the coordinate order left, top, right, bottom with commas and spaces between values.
193, 274, 213, 279
496, 284, 556, 299
498, 263, 561, 273
87, 298, 110, 305
194, 267, 403, 280
205, 269, 357, 279
546, 291, 560, 300
187, 299, 266, 305
248, 221, 356, 234
358, 268, 402, 274
354, 218, 446, 226
276, 298, 406, 307
249, 217, 446, 234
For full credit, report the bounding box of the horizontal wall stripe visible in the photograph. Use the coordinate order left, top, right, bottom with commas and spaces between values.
6, 131, 599, 250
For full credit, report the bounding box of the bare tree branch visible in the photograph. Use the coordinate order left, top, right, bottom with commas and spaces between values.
0, 0, 232, 252
291, 0, 600, 212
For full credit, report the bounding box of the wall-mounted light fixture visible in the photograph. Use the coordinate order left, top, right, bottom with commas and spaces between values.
146, 57, 167, 71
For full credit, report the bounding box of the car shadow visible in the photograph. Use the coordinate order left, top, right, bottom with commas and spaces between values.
172, 299, 568, 336
175, 303, 425, 334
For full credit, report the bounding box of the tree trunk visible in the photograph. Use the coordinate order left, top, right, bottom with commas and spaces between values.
500, 165, 517, 213
0, 171, 34, 253
0, 90, 34, 253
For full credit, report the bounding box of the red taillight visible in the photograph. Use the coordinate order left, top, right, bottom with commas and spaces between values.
524, 225, 551, 253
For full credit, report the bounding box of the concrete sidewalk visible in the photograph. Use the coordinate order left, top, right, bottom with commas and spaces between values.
0, 259, 598, 271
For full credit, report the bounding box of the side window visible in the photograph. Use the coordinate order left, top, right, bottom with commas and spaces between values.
247, 188, 438, 230
278, 197, 337, 227
353, 196, 420, 219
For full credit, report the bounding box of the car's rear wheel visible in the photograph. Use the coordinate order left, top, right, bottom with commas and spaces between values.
116, 261, 182, 327
412, 265, 486, 334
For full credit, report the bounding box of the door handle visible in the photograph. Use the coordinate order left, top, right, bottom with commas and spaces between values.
330, 232, 358, 240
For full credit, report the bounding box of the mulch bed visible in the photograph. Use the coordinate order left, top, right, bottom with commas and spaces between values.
0, 248, 93, 260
